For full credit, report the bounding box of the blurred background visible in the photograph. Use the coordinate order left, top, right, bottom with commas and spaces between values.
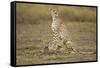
16, 3, 96, 24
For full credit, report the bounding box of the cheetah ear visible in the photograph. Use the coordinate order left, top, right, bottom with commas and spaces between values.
49, 8, 52, 11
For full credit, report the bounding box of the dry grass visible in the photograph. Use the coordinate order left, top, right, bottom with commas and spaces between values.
16, 3, 97, 65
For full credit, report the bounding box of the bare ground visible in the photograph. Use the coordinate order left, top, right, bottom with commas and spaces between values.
16, 21, 96, 65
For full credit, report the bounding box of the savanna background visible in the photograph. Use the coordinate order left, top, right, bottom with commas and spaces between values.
16, 3, 97, 65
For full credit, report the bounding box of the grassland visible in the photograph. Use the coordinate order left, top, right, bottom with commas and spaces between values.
16, 3, 97, 65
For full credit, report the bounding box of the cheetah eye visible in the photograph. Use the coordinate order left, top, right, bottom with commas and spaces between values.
53, 10, 56, 12
55, 12, 57, 15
